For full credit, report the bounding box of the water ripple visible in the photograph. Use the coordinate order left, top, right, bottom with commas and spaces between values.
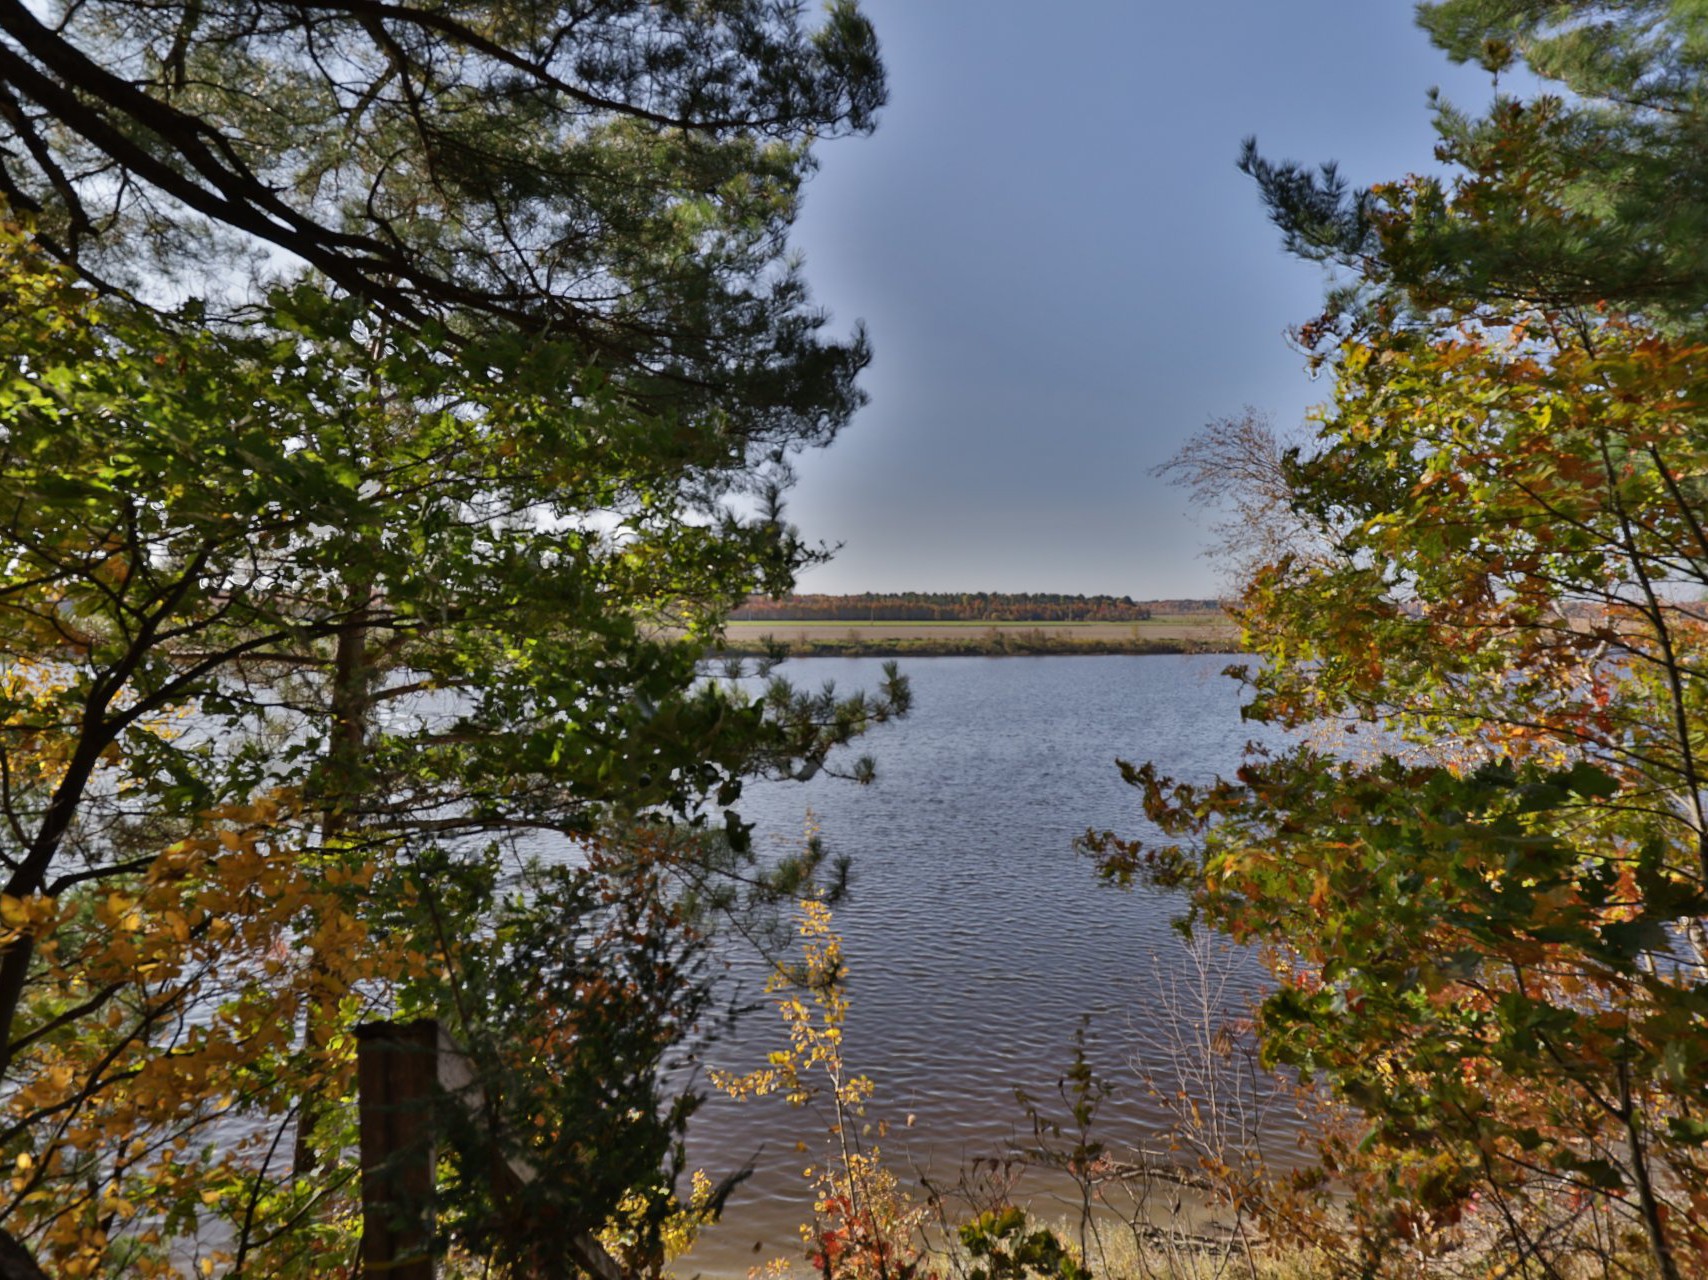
684, 655, 1294, 1275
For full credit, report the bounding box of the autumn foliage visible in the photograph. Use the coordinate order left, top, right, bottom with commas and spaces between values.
1092, 6, 1708, 1278
0, 177, 908, 1270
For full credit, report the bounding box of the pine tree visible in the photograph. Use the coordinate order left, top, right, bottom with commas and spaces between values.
0, 0, 884, 445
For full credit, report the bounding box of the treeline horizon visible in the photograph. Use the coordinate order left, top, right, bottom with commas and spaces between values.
731, 592, 1225, 623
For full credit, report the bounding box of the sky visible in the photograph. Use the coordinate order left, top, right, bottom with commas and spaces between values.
779, 1, 1511, 600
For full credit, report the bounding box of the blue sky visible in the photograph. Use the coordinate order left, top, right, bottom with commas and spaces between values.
780, 2, 1509, 598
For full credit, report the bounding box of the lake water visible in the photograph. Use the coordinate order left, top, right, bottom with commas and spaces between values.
682, 654, 1294, 1274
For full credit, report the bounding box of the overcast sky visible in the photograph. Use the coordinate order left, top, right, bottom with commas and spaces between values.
779, 1, 1507, 599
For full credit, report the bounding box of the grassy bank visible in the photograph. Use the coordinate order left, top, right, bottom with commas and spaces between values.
710, 619, 1240, 658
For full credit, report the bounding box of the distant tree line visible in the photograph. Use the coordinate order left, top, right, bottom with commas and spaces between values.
732, 592, 1176, 622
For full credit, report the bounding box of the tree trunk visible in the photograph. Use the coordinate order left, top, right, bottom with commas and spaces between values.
294, 587, 373, 1175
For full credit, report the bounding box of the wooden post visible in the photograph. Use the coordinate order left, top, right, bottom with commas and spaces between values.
356, 1019, 440, 1279
356, 1017, 628, 1280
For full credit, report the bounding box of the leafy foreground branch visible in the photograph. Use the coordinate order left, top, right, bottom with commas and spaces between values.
0, 0, 900, 1266
1091, 3, 1708, 1276
0, 201, 913, 1273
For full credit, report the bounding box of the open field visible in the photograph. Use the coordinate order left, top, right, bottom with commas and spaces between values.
713, 614, 1240, 656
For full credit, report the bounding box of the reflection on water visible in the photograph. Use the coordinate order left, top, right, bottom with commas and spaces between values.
679, 655, 1296, 1275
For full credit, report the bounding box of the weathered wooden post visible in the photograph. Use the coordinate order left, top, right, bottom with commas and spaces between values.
356, 1019, 441, 1279
356, 1016, 627, 1280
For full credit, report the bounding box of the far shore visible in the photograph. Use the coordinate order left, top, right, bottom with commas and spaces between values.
709, 616, 1241, 658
